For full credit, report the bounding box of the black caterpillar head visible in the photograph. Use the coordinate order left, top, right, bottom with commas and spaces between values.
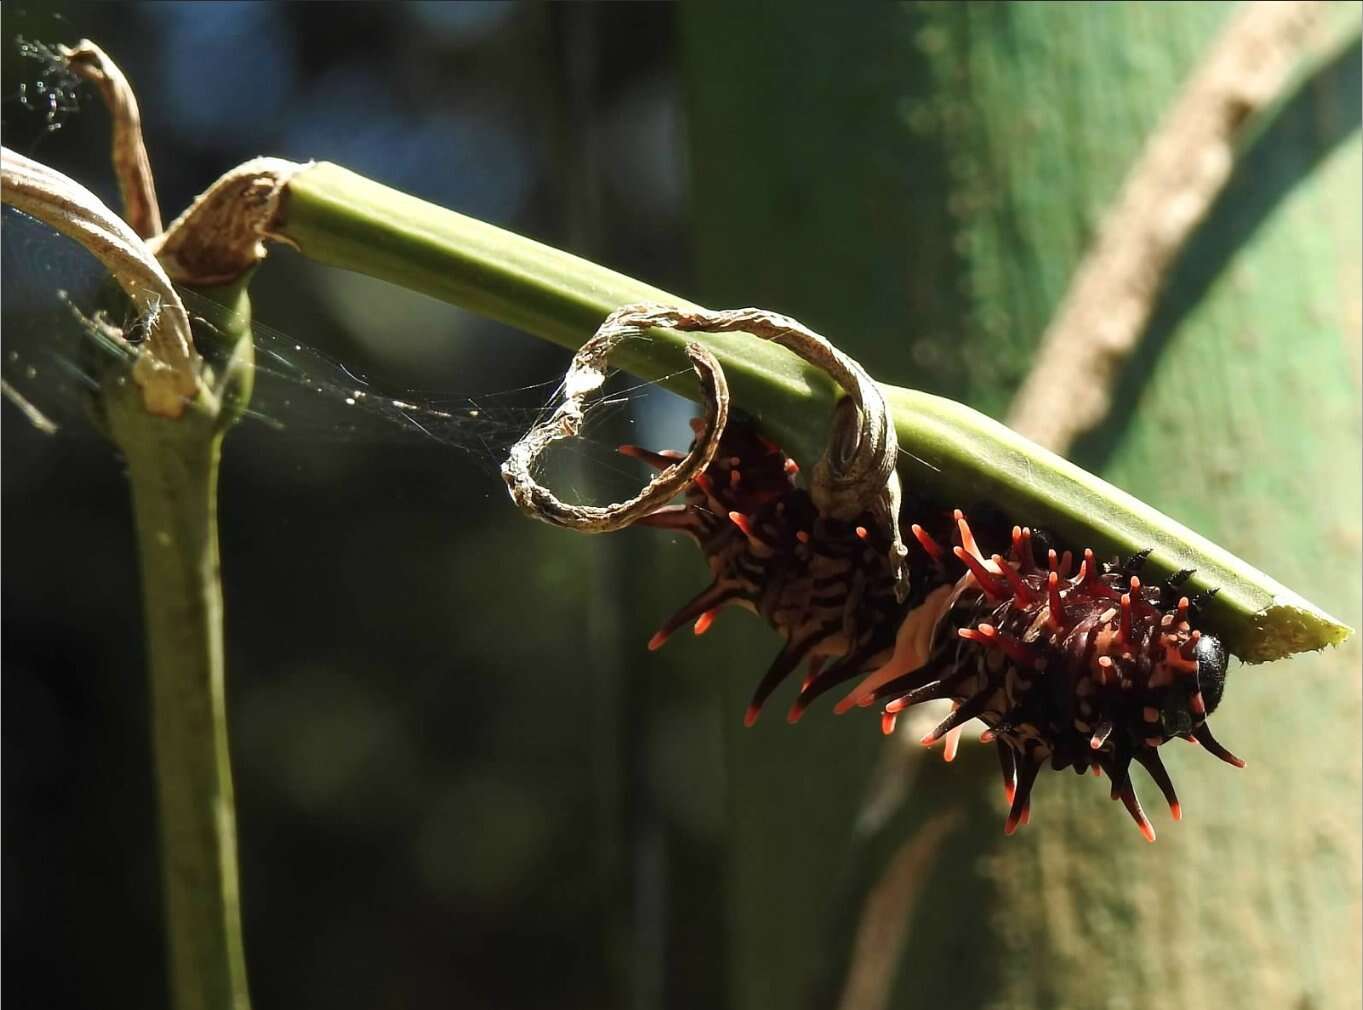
1195, 633, 1228, 714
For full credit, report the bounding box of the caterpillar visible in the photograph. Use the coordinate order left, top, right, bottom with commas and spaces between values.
621, 417, 1240, 841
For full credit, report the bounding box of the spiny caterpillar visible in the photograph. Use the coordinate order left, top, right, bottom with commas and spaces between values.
621, 418, 1241, 841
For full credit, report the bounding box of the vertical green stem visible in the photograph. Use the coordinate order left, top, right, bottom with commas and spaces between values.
101, 284, 255, 1010
115, 420, 250, 1010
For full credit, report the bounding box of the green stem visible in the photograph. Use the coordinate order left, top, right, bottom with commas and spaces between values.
126, 426, 248, 1010
101, 287, 255, 1010
277, 163, 840, 469
274, 163, 1349, 661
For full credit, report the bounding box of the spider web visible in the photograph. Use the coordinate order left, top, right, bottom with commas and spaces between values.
0, 206, 692, 503
0, 31, 696, 502
1, 25, 88, 158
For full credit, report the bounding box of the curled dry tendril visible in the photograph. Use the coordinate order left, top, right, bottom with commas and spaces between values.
502, 303, 908, 596
501, 305, 730, 532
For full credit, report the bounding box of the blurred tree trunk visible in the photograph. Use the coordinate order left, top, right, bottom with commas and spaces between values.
680, 4, 1361, 1009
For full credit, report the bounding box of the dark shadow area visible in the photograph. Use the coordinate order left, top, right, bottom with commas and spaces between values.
2, 6, 721, 1010
811, 745, 1004, 1010
1072, 37, 1362, 471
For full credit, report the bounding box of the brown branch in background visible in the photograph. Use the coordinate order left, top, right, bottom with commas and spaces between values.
835, 811, 960, 1010
59, 39, 163, 238
1006, 1, 1324, 454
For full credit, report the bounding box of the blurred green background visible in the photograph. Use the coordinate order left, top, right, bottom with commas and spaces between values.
3, 4, 1359, 1010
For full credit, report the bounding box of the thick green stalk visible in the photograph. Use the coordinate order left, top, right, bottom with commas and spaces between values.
99, 284, 254, 1010
277, 163, 839, 469
275, 163, 1347, 661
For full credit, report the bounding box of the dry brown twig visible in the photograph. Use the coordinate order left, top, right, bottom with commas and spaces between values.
502, 305, 732, 531
1, 145, 200, 416
835, 812, 961, 1010
59, 39, 162, 239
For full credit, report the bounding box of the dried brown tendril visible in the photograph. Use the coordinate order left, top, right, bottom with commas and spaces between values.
673, 307, 907, 595
58, 39, 162, 239
502, 304, 908, 596
1, 145, 201, 415
501, 304, 730, 532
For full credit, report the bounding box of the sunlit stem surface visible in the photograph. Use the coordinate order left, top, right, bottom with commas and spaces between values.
274, 162, 1350, 662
